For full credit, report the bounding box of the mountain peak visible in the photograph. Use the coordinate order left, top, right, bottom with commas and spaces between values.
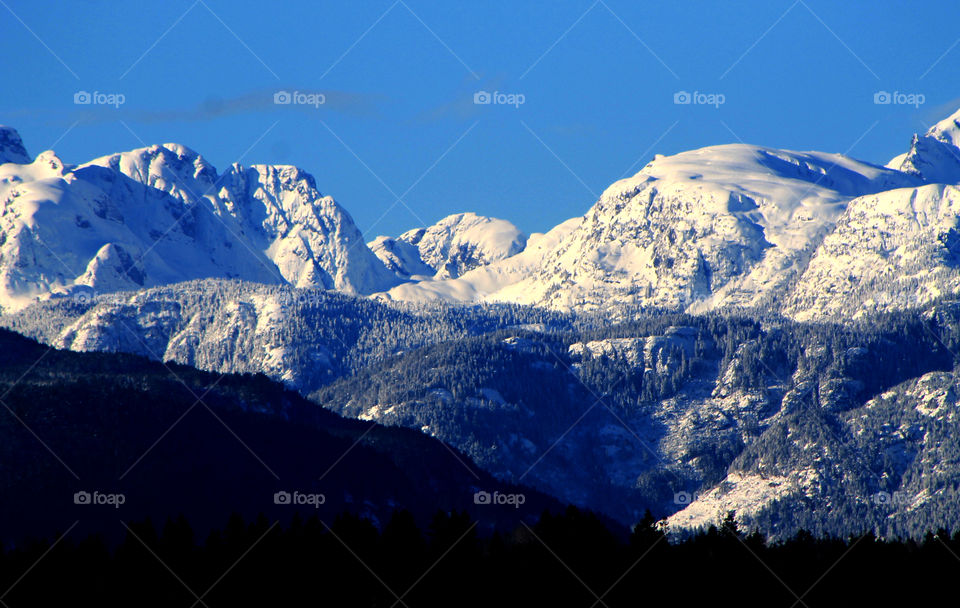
926, 106, 960, 147
32, 150, 67, 176
501, 143, 917, 314
82, 142, 220, 201
0, 127, 400, 310
895, 107, 960, 183
224, 162, 397, 294
373, 212, 527, 280
0, 126, 30, 165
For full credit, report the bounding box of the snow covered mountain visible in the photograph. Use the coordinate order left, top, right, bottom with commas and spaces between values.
668, 353, 960, 539
10, 105, 960, 320
496, 145, 918, 314
376, 107, 960, 320
368, 235, 435, 278
377, 143, 928, 318
2, 278, 573, 395
369, 212, 527, 279
782, 114, 960, 321
784, 184, 960, 320
894, 108, 960, 183
313, 320, 777, 525
0, 127, 29, 165
378, 217, 580, 304
10, 275, 960, 535
0, 128, 397, 311
11, 110, 960, 536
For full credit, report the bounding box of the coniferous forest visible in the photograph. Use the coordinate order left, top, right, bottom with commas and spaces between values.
4, 507, 959, 607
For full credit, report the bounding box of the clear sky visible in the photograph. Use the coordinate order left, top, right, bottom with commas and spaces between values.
2, 0, 958, 238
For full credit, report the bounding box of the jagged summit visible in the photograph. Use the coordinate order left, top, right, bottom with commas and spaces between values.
0, 130, 399, 310
895, 108, 960, 184
0, 126, 30, 165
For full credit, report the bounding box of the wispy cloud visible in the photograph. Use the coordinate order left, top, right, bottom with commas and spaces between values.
9, 87, 386, 127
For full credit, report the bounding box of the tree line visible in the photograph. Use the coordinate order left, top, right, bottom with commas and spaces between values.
3, 507, 958, 607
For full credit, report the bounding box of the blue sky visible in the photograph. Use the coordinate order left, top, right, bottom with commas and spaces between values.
2, 0, 959, 237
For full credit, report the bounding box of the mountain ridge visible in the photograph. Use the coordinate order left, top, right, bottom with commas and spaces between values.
6, 108, 960, 320
0, 134, 399, 311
